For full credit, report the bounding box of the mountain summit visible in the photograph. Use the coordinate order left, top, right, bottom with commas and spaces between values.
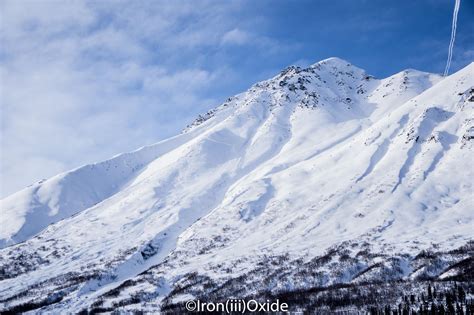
1, 59, 473, 313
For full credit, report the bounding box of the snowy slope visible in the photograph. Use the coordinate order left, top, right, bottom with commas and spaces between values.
0, 58, 473, 313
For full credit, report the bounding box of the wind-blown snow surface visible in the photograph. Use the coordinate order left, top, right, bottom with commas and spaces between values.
0, 58, 473, 313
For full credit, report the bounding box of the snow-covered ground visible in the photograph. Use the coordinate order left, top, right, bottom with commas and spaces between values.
0, 57, 473, 313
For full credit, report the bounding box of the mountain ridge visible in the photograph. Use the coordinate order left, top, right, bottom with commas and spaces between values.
0, 58, 472, 313
1, 58, 443, 248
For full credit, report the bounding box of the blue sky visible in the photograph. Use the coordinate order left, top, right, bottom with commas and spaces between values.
1, 0, 473, 197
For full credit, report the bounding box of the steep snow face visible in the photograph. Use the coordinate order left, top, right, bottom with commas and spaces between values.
0, 58, 472, 312
0, 58, 441, 248
0, 58, 442, 248
0, 130, 207, 247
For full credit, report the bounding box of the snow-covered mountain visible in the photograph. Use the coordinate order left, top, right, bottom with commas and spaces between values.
1, 57, 473, 313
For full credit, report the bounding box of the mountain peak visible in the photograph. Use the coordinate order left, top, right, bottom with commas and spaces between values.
313, 56, 353, 67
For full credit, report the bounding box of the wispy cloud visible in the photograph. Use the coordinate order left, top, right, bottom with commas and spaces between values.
221, 28, 251, 45
0, 0, 278, 197
1, 0, 472, 197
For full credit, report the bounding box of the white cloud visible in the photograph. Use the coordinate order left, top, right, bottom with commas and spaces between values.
1, 0, 270, 197
451, 49, 474, 72
221, 28, 251, 45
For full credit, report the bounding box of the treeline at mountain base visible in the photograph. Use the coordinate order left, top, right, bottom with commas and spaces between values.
162, 280, 473, 314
